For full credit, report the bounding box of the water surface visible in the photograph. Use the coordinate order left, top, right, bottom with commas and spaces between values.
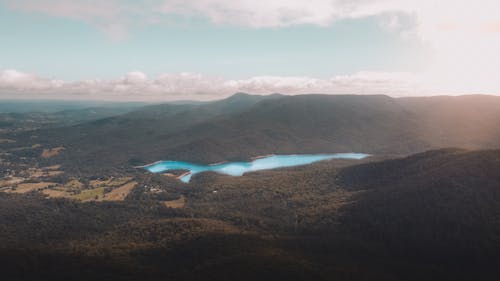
144, 153, 369, 183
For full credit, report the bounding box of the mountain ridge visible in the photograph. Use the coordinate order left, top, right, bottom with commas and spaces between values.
10, 93, 500, 174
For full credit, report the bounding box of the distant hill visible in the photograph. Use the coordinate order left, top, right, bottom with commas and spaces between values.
398, 95, 500, 149
0, 100, 147, 113
14, 93, 500, 174
0, 106, 147, 133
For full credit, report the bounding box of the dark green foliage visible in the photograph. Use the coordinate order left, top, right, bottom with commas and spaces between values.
13, 94, 500, 176
3, 94, 500, 280
3, 151, 500, 280
338, 149, 500, 269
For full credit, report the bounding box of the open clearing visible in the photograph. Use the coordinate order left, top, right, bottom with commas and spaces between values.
10, 182, 57, 193
163, 196, 186, 209
89, 176, 134, 188
42, 188, 72, 198
73, 187, 105, 201
43, 164, 62, 170
102, 181, 137, 201
64, 179, 84, 189
46, 171, 64, 177
0, 177, 24, 188
41, 147, 65, 158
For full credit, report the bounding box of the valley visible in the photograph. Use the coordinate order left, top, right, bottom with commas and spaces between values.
4, 2, 500, 279
1, 94, 500, 281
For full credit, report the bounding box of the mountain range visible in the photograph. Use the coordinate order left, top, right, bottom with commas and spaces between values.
10, 93, 500, 175
2, 93, 500, 280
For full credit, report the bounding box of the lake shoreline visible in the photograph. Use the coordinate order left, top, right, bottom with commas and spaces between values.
141, 153, 369, 183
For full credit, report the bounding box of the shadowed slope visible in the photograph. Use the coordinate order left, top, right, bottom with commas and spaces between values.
337, 149, 500, 272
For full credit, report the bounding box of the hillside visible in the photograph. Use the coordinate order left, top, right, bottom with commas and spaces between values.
7, 93, 500, 176
0, 100, 146, 113
337, 149, 500, 277
11, 93, 284, 172
398, 95, 500, 149
2, 149, 500, 280
3, 101, 500, 280
13, 94, 420, 173
164, 94, 427, 162
0, 106, 142, 132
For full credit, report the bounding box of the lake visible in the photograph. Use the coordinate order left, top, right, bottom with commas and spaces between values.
144, 153, 369, 183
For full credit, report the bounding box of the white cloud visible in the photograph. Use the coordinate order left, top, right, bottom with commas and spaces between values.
4, 1, 499, 38
0, 69, 427, 101
158, 0, 361, 27
223, 72, 422, 96
3, 0, 146, 40
123, 71, 148, 84
0, 70, 63, 90
3, 0, 500, 93
3, 0, 389, 31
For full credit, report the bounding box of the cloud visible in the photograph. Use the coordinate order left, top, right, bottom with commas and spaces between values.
3, 0, 146, 40
0, 69, 427, 101
0, 70, 64, 90
158, 0, 364, 27
3, 0, 423, 40
224, 72, 421, 96
5, 1, 498, 55
4, 1, 499, 36
3, 0, 386, 30
3, 1, 500, 94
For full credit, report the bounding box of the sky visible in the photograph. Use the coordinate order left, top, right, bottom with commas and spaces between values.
0, 0, 499, 101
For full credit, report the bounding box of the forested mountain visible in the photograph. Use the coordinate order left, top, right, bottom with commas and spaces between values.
12, 93, 500, 175
3, 94, 500, 280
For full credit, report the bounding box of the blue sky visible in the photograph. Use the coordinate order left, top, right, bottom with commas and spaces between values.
0, 5, 427, 80
0, 0, 499, 100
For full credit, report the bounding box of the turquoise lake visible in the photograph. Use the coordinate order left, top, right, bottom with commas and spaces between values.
144, 153, 369, 183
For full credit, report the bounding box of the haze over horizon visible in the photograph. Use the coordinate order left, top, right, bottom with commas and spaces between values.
1, 0, 499, 101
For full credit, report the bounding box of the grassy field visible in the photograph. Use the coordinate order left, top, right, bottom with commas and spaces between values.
41, 188, 71, 198
64, 179, 84, 189
0, 177, 24, 188
72, 187, 105, 201
10, 182, 57, 193
43, 164, 62, 170
90, 176, 134, 188
102, 181, 137, 201
163, 195, 186, 208
41, 146, 65, 158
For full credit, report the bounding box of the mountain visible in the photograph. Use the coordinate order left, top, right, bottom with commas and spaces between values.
4, 94, 500, 280
10, 93, 500, 175
163, 94, 427, 163
14, 93, 284, 172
